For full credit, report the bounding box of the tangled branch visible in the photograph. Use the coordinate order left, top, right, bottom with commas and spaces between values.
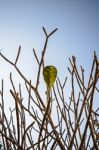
0, 27, 99, 150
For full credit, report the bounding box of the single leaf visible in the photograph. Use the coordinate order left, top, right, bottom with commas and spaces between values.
43, 65, 57, 88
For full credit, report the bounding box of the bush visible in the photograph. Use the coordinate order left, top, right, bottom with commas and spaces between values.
0, 28, 99, 150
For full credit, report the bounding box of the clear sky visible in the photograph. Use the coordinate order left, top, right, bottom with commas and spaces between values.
0, 0, 99, 109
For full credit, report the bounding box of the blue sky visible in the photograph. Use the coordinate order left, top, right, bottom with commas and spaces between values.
0, 0, 99, 109
0, 0, 99, 72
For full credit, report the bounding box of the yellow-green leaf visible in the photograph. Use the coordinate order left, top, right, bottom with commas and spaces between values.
43, 65, 57, 88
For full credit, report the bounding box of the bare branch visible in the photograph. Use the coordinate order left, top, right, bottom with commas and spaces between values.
15, 45, 21, 65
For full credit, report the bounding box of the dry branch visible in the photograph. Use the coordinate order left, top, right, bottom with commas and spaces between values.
0, 28, 99, 150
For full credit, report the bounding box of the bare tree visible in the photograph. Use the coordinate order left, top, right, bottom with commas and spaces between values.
0, 28, 99, 150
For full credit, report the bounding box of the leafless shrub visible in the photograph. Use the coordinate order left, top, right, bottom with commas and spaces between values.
0, 28, 99, 150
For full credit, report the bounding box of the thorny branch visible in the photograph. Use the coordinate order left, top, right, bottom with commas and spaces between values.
0, 27, 99, 150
